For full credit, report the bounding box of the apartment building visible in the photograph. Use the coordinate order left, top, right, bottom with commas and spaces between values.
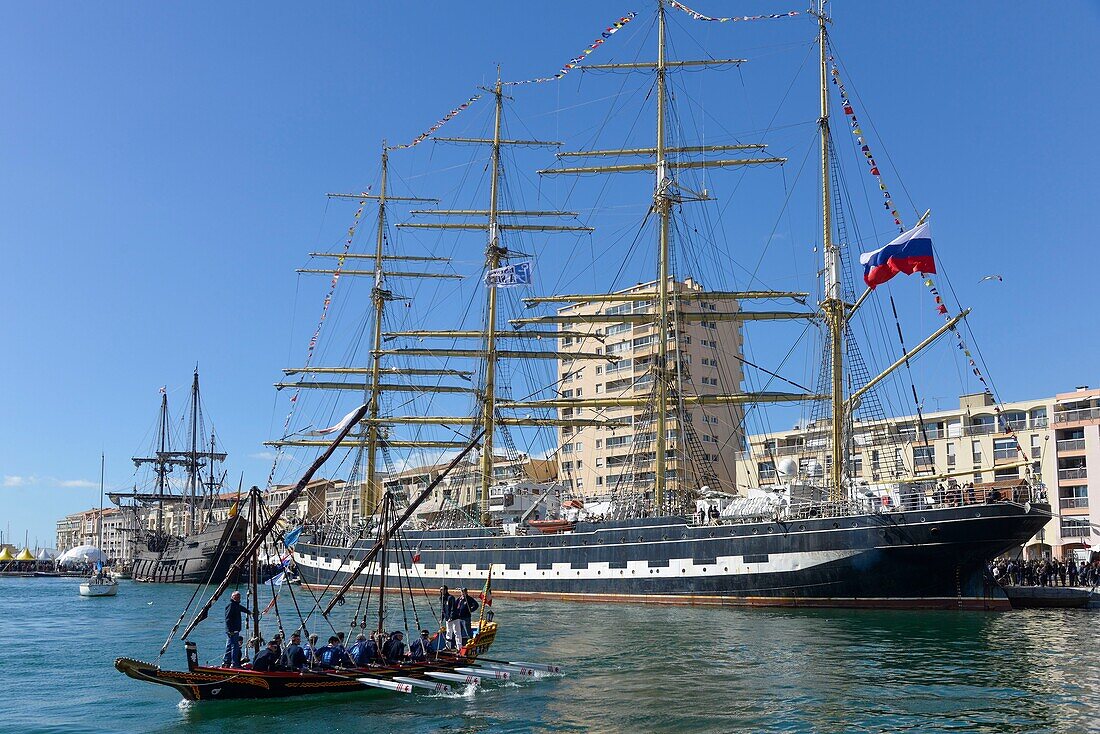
382, 454, 557, 523
733, 387, 1100, 560
55, 507, 137, 563
555, 278, 745, 501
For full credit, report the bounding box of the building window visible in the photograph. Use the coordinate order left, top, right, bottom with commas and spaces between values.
993, 438, 1016, 460
1030, 407, 1048, 428
701, 377, 718, 386
1060, 517, 1090, 538
1031, 434, 1041, 459
946, 442, 956, 467
596, 457, 604, 468
595, 439, 603, 449
972, 440, 982, 464
994, 466, 1020, 481
913, 445, 935, 468
758, 461, 776, 480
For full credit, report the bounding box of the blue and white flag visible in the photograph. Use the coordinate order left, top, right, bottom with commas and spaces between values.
485, 261, 533, 288
283, 526, 303, 550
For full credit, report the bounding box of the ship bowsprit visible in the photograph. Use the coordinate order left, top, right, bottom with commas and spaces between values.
294, 500, 1051, 611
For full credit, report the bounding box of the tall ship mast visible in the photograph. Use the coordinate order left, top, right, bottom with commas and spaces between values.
111, 368, 246, 583
286, 1, 1050, 609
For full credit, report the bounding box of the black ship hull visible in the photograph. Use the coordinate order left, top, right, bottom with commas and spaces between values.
132, 515, 247, 584
295, 501, 1049, 610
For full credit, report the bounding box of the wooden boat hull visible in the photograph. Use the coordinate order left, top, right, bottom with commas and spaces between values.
116, 622, 498, 701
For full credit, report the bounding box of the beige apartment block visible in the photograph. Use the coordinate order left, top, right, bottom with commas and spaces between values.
555, 278, 745, 501
383, 454, 557, 523
55, 507, 137, 563
733, 386, 1100, 560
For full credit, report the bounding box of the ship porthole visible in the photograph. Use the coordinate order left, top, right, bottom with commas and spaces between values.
975, 512, 982, 518
752, 528, 759, 535
620, 537, 626, 543
832, 523, 839, 529
709, 532, 715, 538
767, 526, 774, 533
724, 567, 729, 572
919, 516, 926, 523
799, 525, 806, 531
681, 532, 688, 539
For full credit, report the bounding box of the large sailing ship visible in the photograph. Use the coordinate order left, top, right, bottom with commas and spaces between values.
111, 369, 246, 583
278, 1, 1049, 610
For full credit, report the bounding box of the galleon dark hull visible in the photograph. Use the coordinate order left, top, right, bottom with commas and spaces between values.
294, 501, 1050, 610
132, 515, 247, 584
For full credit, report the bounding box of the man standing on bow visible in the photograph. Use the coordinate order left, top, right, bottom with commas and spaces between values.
223, 590, 251, 668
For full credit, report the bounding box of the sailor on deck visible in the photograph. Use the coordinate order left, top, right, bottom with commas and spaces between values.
440, 585, 460, 648
252, 640, 283, 672
349, 633, 378, 666
281, 632, 307, 670
381, 631, 406, 663
223, 590, 250, 667
455, 588, 479, 645
318, 635, 352, 669
409, 629, 432, 661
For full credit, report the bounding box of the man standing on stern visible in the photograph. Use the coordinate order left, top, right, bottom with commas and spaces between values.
223, 590, 250, 668
454, 587, 480, 647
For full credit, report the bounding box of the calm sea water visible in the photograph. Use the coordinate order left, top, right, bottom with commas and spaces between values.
1, 578, 1097, 734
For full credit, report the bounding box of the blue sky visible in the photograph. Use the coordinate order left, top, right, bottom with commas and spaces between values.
1, 1, 1097, 546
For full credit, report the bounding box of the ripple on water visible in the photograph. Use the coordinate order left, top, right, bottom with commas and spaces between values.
2, 580, 1098, 733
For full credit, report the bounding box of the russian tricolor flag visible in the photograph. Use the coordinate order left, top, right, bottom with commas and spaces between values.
859, 221, 936, 289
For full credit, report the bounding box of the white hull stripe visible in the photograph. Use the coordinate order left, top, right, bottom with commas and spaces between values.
293, 548, 863, 581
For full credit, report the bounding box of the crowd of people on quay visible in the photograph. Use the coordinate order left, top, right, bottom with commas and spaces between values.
218, 585, 484, 671
991, 556, 1099, 589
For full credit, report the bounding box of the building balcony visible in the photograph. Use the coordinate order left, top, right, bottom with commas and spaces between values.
1054, 407, 1100, 424
1061, 526, 1091, 538
1059, 497, 1090, 510
1057, 438, 1086, 452
1058, 466, 1088, 481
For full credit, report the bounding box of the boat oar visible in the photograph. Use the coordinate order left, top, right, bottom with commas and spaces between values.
356, 677, 413, 694
445, 653, 562, 674
425, 671, 483, 685
392, 676, 452, 693
453, 666, 510, 680
475, 662, 540, 677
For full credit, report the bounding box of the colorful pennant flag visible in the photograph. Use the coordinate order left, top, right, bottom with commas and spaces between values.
668, 1, 800, 22
505, 12, 638, 86
391, 94, 482, 150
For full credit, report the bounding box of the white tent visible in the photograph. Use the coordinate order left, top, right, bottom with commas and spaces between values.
56, 545, 107, 566
36, 549, 55, 562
